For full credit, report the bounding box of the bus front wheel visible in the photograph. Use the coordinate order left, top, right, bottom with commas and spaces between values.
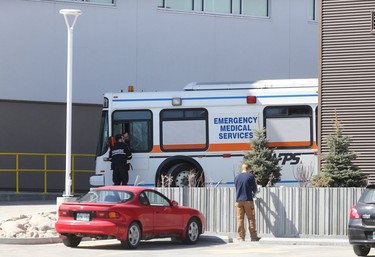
167, 163, 204, 187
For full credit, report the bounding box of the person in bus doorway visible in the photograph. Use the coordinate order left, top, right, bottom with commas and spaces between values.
109, 134, 132, 185
234, 163, 261, 242
123, 132, 130, 144
122, 132, 133, 171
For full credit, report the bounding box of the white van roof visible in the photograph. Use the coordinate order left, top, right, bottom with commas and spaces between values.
183, 78, 318, 91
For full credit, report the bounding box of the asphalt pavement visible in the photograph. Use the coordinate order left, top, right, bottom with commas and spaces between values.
0, 192, 350, 246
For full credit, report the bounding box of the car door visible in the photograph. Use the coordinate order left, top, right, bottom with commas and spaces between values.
136, 191, 155, 236
144, 190, 183, 235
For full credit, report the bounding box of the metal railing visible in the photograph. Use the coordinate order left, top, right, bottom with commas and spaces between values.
0, 152, 95, 194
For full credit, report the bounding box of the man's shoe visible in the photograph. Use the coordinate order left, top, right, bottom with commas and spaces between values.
251, 237, 261, 241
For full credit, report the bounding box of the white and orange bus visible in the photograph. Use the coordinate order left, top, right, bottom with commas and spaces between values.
90, 78, 318, 187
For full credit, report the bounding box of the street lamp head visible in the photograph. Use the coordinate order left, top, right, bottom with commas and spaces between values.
59, 9, 82, 17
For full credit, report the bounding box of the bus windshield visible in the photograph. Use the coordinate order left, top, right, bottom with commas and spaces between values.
96, 111, 109, 156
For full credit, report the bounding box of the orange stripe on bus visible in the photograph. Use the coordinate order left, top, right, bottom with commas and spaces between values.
209, 143, 251, 151
268, 141, 312, 147
210, 142, 316, 151
162, 144, 207, 150
151, 141, 317, 153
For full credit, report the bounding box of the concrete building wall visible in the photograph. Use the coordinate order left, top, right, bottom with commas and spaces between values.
1, 0, 318, 104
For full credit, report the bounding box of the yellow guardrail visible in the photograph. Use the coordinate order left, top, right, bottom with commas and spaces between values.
0, 152, 95, 194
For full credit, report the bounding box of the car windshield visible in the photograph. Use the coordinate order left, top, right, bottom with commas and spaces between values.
77, 190, 133, 203
360, 188, 375, 204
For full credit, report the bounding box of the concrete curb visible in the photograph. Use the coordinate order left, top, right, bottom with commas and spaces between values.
200, 234, 233, 243
0, 237, 62, 245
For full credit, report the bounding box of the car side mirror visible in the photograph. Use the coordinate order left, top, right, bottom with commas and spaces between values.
171, 200, 179, 207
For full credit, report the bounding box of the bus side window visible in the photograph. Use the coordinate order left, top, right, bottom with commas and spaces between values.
264, 106, 313, 149
160, 108, 208, 152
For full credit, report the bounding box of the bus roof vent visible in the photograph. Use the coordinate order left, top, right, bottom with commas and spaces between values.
183, 79, 318, 91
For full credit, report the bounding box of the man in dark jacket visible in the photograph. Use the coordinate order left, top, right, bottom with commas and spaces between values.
234, 163, 261, 242
109, 134, 132, 185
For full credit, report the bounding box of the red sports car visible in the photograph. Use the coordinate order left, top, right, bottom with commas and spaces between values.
55, 186, 206, 249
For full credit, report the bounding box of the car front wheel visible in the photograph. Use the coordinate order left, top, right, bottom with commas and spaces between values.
121, 222, 141, 249
353, 245, 371, 256
62, 234, 82, 247
183, 218, 200, 244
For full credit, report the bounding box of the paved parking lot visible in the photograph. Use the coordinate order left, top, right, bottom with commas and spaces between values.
0, 238, 356, 257
0, 200, 57, 220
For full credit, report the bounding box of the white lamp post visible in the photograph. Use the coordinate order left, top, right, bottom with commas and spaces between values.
60, 9, 82, 197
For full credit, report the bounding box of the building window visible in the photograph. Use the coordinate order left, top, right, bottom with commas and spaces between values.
90, 0, 114, 3
205, 0, 232, 14
158, 0, 269, 17
243, 0, 268, 17
160, 0, 193, 11
194, 0, 203, 11
36, 0, 115, 4
309, 0, 319, 21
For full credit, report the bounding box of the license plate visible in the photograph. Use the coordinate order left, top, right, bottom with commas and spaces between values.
76, 213, 90, 221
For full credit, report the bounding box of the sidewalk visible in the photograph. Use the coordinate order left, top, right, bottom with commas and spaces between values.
0, 192, 59, 220
0, 192, 350, 246
259, 237, 349, 246
197, 234, 349, 246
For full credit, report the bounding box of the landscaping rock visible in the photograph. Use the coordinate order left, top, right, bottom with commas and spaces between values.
0, 211, 57, 238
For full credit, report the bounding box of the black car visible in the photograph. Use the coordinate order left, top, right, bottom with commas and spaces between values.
348, 185, 375, 256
